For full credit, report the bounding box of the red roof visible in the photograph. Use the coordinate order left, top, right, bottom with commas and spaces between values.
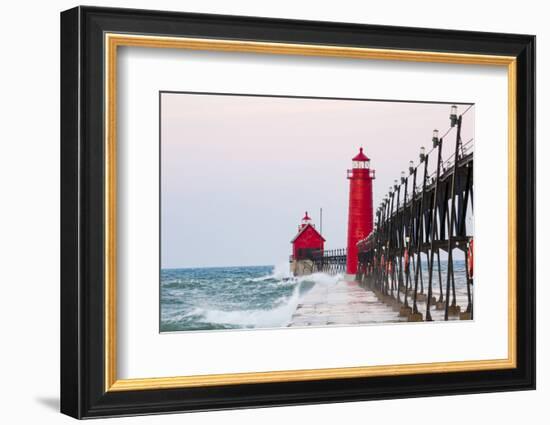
352, 147, 370, 162
290, 223, 326, 243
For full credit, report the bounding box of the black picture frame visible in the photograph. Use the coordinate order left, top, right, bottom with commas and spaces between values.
61, 5, 535, 419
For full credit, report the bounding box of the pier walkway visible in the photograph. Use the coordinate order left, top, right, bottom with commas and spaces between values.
288, 277, 470, 327
289, 279, 405, 327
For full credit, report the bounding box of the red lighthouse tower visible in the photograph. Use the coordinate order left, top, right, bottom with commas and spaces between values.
346, 148, 375, 275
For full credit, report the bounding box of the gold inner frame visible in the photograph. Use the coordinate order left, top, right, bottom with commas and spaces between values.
104, 33, 517, 392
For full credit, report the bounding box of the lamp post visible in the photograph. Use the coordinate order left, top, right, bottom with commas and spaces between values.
410, 144, 430, 321
387, 185, 397, 297
401, 157, 418, 318
450, 105, 458, 127
396, 170, 407, 303
432, 129, 439, 147
425, 127, 444, 321
444, 105, 463, 319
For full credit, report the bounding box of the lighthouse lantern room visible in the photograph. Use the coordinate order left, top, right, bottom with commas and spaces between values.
346, 148, 375, 276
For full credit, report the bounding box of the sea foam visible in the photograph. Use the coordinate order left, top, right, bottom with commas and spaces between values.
189, 271, 341, 329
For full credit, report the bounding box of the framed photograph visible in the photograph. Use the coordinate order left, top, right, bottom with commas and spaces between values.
60, 6, 535, 419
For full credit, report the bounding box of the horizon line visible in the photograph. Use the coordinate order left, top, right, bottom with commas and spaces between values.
161, 263, 276, 271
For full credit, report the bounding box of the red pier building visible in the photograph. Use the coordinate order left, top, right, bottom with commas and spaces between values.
291, 212, 325, 261
346, 148, 375, 275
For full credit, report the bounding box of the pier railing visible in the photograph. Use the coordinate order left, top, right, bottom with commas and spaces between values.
289, 248, 347, 275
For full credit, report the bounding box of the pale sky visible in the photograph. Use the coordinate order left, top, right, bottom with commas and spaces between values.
161, 92, 474, 269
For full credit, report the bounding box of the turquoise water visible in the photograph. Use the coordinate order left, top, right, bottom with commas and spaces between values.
160, 260, 468, 332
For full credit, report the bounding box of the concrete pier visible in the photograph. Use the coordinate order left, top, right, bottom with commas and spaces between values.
288, 278, 470, 327
289, 279, 407, 327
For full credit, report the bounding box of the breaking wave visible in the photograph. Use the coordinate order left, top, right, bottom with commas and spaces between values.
160, 263, 342, 332
191, 286, 302, 328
